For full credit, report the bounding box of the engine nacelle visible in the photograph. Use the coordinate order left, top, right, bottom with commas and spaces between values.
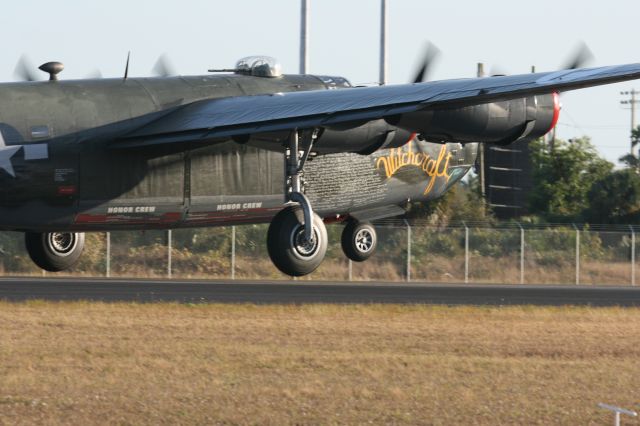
246, 119, 415, 155
316, 119, 415, 154
392, 93, 560, 145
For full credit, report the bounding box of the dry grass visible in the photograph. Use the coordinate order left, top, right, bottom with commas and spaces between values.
0, 303, 639, 425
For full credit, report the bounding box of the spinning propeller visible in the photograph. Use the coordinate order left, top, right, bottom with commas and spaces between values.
13, 52, 179, 81
152, 54, 177, 77
13, 55, 39, 81
560, 41, 594, 70
490, 41, 595, 76
14, 55, 103, 81
411, 41, 441, 83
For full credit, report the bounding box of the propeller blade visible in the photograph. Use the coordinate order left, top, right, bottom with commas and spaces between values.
85, 69, 103, 79
152, 54, 177, 77
489, 64, 509, 77
412, 42, 441, 83
13, 55, 39, 82
561, 41, 594, 70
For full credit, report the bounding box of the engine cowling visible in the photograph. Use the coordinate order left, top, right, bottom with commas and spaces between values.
392, 93, 560, 145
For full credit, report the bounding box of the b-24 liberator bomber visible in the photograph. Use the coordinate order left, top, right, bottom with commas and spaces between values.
2, 55, 640, 276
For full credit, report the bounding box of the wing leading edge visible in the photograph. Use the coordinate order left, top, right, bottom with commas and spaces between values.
112, 63, 640, 150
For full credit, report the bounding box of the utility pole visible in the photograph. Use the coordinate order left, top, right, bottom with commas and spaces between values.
620, 89, 640, 157
300, 0, 309, 74
379, 0, 388, 85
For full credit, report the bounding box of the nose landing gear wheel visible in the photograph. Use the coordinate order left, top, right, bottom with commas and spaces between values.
25, 231, 85, 272
341, 221, 377, 262
267, 206, 328, 276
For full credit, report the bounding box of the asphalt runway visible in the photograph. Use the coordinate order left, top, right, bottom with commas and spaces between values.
0, 277, 640, 306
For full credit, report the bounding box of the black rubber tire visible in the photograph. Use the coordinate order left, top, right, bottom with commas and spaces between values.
341, 220, 377, 262
267, 206, 328, 277
25, 232, 85, 272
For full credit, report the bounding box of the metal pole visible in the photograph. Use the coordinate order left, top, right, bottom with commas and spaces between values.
106, 231, 111, 278
464, 223, 469, 284
167, 229, 172, 279
620, 89, 639, 157
573, 224, 580, 285
407, 225, 411, 282
231, 226, 236, 280
633, 90, 637, 131
405, 221, 411, 282
630, 225, 636, 286
299, 0, 309, 74
631, 89, 636, 159
632, 88, 637, 158
598, 403, 637, 426
379, 0, 388, 85
348, 259, 353, 281
519, 224, 524, 285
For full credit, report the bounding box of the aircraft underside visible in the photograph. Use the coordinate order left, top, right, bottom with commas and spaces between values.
10, 137, 475, 276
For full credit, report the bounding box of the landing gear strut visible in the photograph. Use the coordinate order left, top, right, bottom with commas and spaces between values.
341, 220, 377, 262
25, 231, 85, 272
267, 129, 327, 276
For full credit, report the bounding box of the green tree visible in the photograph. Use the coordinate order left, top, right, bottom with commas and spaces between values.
529, 137, 612, 222
584, 169, 640, 224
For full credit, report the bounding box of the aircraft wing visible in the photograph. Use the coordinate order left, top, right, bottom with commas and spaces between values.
113, 63, 640, 149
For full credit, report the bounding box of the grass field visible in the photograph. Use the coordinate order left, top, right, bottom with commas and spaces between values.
0, 303, 639, 425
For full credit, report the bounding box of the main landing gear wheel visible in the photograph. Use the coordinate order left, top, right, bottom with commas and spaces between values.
341, 220, 377, 262
25, 232, 85, 272
267, 206, 328, 277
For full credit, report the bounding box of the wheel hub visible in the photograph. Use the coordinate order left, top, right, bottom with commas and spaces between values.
291, 225, 320, 259
46, 232, 77, 256
355, 229, 374, 253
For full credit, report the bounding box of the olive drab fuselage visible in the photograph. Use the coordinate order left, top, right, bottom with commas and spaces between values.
0, 73, 477, 232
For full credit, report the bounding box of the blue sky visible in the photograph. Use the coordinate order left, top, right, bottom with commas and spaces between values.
1, 0, 638, 164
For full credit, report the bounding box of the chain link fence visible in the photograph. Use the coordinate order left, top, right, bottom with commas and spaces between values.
0, 222, 638, 285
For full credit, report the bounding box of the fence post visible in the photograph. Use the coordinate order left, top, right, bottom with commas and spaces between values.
598, 403, 637, 426
167, 229, 172, 279
407, 224, 411, 282
348, 259, 353, 281
105, 232, 111, 278
518, 223, 524, 285
231, 226, 236, 280
573, 224, 580, 285
630, 225, 636, 287
464, 222, 469, 284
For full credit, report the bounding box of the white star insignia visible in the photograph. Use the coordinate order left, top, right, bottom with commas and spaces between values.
0, 132, 21, 178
